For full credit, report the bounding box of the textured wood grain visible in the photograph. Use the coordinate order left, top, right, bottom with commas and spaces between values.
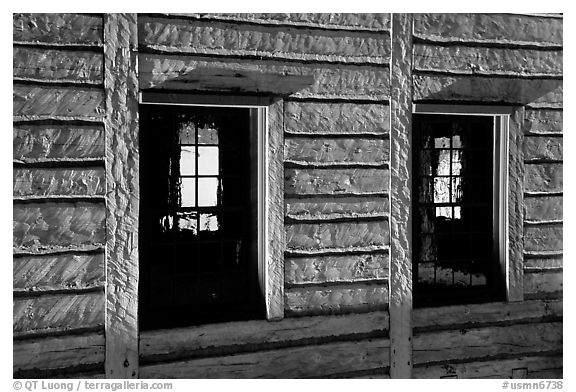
524, 271, 563, 296
523, 136, 563, 162
524, 110, 563, 135
524, 224, 563, 252
285, 168, 388, 195
524, 255, 563, 270
13, 292, 104, 335
286, 196, 389, 221
285, 284, 388, 316
285, 138, 388, 166
13, 252, 104, 292
524, 163, 563, 193
13, 13, 103, 46
13, 168, 105, 198
13, 202, 105, 252
524, 195, 563, 222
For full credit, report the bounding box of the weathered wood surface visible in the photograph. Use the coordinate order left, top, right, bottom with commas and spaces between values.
524, 224, 563, 252
414, 44, 563, 77
285, 253, 388, 285
285, 284, 388, 316
523, 136, 563, 162
413, 75, 563, 106
13, 124, 105, 163
139, 53, 390, 100
13, 47, 103, 84
524, 255, 563, 270
13, 292, 104, 335
13, 168, 105, 198
413, 322, 562, 365
286, 221, 389, 252
285, 138, 388, 166
14, 333, 105, 377
524, 271, 563, 297
140, 17, 390, 64
524, 163, 563, 193
286, 196, 388, 221
13, 13, 103, 46
284, 102, 389, 135
285, 168, 388, 196
140, 310, 389, 363
13, 85, 105, 121
13, 202, 106, 253
413, 14, 563, 46
524, 195, 562, 222
524, 110, 563, 134
414, 355, 563, 379
13, 252, 104, 292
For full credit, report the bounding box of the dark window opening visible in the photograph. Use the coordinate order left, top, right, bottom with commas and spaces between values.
413, 114, 505, 307
139, 104, 264, 329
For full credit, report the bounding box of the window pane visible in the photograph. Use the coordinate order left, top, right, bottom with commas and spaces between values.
200, 213, 220, 232
198, 126, 219, 144
451, 150, 463, 175
451, 177, 463, 202
178, 122, 196, 144
198, 146, 219, 175
418, 262, 436, 285
176, 211, 198, 235
180, 178, 196, 207
198, 177, 218, 207
179, 146, 196, 175
434, 136, 450, 148
434, 177, 450, 203
436, 150, 451, 175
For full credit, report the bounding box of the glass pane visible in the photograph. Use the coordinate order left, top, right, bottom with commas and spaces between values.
158, 214, 174, 233
419, 177, 434, 203
179, 146, 196, 175
176, 211, 198, 235
419, 207, 435, 234
198, 126, 219, 144
451, 150, 463, 175
198, 146, 219, 175
435, 265, 453, 286
452, 177, 463, 202
436, 206, 452, 219
418, 262, 435, 285
434, 136, 450, 149
434, 177, 450, 203
454, 269, 470, 287
180, 178, 196, 207
452, 134, 462, 148
419, 150, 433, 176
436, 150, 451, 175
198, 177, 218, 207
178, 122, 196, 144
200, 213, 220, 232
420, 234, 436, 262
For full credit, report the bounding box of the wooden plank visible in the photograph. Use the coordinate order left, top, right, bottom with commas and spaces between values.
524, 255, 563, 270
140, 337, 390, 378
13, 124, 105, 163
140, 310, 389, 363
13, 292, 104, 335
139, 53, 390, 100
286, 221, 389, 252
139, 17, 390, 64
13, 252, 104, 292
285, 253, 388, 285
524, 224, 563, 252
285, 138, 388, 166
13, 85, 105, 121
285, 284, 388, 316
413, 14, 563, 46
13, 13, 103, 46
413, 322, 562, 365
285, 168, 388, 196
524, 271, 563, 296
13, 167, 105, 198
13, 47, 103, 84
13, 202, 106, 253
284, 102, 389, 136
524, 195, 563, 222
14, 333, 104, 376
523, 136, 563, 162
286, 196, 388, 221
414, 44, 562, 77
413, 75, 563, 107
524, 110, 563, 135
389, 13, 414, 379
103, 13, 139, 379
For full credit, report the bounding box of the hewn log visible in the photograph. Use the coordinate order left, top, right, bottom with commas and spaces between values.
13, 13, 103, 46
285, 253, 388, 285
524, 271, 563, 296
13, 168, 105, 198
524, 110, 563, 135
524, 195, 563, 222
524, 255, 563, 270
13, 292, 104, 335
285, 167, 388, 195
285, 138, 388, 166
524, 224, 563, 252
523, 163, 563, 193
284, 102, 389, 136
523, 136, 563, 162
286, 196, 389, 221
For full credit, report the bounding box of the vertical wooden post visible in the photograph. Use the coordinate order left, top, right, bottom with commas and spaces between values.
389, 13, 414, 379
104, 13, 139, 378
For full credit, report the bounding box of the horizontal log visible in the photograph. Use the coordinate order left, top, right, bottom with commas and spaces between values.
286, 253, 388, 285
13, 13, 103, 46
524, 271, 563, 296
413, 299, 562, 331
13, 202, 105, 252
139, 53, 390, 99
140, 337, 390, 378
140, 310, 388, 363
13, 124, 105, 162
413, 14, 562, 46
413, 322, 562, 365
139, 17, 390, 64
285, 138, 388, 166
14, 333, 104, 375
524, 255, 563, 270
523, 163, 563, 193
13, 252, 104, 292
13, 47, 103, 84
286, 196, 389, 221
524, 224, 563, 252
414, 44, 562, 76
13, 292, 104, 335
524, 109, 563, 134
523, 136, 563, 162
524, 195, 563, 222
413, 74, 563, 106
13, 85, 105, 121
286, 221, 389, 252
13, 167, 105, 198
285, 284, 388, 316
285, 168, 388, 196
414, 355, 563, 379
284, 101, 389, 135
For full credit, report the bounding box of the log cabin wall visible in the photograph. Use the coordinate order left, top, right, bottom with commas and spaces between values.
13, 13, 562, 379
